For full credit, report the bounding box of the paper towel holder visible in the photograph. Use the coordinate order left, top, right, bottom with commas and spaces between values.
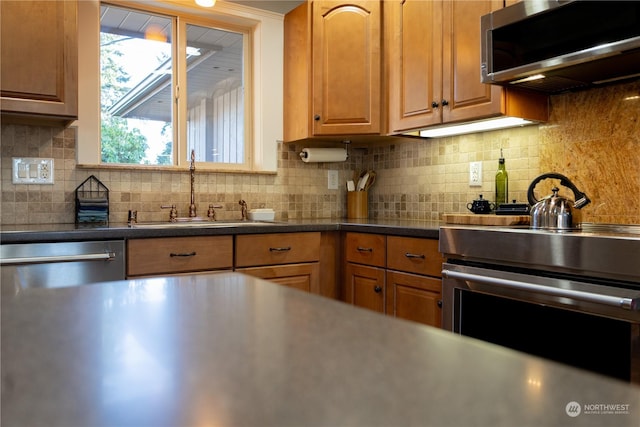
298, 140, 351, 162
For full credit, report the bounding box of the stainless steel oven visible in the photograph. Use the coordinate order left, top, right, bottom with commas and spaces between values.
440, 224, 640, 384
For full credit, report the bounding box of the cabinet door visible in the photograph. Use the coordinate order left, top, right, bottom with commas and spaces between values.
386, 270, 442, 327
312, 0, 381, 135
386, 0, 442, 132
237, 263, 320, 293
344, 263, 385, 313
441, 0, 503, 123
0, 0, 78, 121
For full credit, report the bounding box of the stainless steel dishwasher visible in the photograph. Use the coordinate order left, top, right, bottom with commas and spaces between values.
1, 241, 125, 291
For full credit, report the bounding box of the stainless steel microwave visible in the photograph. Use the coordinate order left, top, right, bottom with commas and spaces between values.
480, 0, 640, 93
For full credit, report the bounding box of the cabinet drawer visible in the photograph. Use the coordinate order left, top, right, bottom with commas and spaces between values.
235, 232, 320, 267
387, 236, 443, 277
344, 232, 386, 267
127, 236, 233, 277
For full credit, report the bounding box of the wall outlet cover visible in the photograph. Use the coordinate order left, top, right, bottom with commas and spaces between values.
12, 158, 54, 184
469, 161, 482, 187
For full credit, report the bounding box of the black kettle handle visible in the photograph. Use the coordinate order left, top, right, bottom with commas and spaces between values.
527, 173, 591, 209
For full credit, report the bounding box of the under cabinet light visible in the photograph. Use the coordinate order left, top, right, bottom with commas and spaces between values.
510, 74, 546, 84
418, 117, 536, 138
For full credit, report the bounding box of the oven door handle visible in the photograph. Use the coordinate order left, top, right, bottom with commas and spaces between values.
442, 269, 640, 311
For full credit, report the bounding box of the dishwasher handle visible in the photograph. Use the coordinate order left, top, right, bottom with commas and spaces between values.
442, 269, 639, 311
0, 252, 117, 266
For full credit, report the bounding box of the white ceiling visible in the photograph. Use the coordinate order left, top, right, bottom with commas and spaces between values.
226, 0, 304, 14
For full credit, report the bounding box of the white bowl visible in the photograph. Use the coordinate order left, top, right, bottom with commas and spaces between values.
247, 208, 275, 221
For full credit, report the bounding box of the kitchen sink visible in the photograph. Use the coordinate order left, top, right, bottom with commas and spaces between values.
132, 220, 279, 229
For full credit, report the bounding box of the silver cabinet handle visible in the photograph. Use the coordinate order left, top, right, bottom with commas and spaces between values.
405, 253, 425, 259
442, 269, 639, 311
269, 247, 291, 252
0, 252, 116, 265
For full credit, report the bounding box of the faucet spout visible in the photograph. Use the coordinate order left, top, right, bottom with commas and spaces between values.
189, 149, 197, 217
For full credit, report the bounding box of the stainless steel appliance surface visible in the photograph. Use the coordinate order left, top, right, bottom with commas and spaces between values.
1, 241, 125, 290
480, 0, 640, 93
440, 223, 640, 384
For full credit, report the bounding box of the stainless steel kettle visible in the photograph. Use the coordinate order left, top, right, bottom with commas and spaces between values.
527, 173, 591, 230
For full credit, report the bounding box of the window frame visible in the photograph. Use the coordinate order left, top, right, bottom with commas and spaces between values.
75, 0, 282, 173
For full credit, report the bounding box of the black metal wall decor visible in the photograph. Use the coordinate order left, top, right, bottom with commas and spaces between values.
75, 175, 109, 225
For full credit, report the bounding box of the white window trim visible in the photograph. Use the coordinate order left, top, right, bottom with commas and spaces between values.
75, 0, 282, 173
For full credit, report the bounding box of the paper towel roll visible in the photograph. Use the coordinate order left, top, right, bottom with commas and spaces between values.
299, 148, 348, 163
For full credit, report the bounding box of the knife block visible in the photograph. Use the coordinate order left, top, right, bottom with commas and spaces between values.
347, 191, 368, 219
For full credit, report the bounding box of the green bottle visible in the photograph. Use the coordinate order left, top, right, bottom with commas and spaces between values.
495, 149, 508, 207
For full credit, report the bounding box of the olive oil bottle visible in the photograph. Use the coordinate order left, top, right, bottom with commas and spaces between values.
495, 149, 508, 207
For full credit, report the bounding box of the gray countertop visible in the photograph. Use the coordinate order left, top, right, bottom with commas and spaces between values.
0, 218, 443, 243
2, 272, 639, 426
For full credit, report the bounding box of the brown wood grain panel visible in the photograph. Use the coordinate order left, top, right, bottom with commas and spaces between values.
344, 232, 386, 267
235, 232, 321, 267
387, 236, 443, 277
127, 235, 233, 277
237, 263, 320, 293
386, 270, 442, 327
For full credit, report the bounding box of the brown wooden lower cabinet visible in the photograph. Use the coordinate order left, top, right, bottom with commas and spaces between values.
236, 263, 320, 293
343, 232, 443, 327
344, 262, 386, 313
386, 270, 442, 328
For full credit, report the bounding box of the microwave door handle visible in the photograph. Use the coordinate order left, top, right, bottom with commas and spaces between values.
442, 269, 639, 311
0, 252, 117, 266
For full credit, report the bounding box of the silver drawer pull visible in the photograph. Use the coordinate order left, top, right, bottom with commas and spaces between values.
405, 253, 425, 259
269, 247, 291, 252
170, 252, 196, 257
0, 252, 116, 265
356, 247, 373, 252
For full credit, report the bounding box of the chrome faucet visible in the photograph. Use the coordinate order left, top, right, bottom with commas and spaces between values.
189, 149, 197, 217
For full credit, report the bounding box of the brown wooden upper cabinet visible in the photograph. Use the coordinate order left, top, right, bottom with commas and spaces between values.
385, 0, 548, 133
0, 0, 78, 125
284, 0, 382, 142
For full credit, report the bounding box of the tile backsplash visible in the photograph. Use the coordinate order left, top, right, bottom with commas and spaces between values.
1, 80, 638, 225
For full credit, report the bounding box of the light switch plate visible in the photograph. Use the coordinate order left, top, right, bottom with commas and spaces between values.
12, 158, 54, 184
469, 161, 482, 187
328, 170, 339, 190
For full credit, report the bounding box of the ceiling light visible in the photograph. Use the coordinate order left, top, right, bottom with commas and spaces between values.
418, 117, 537, 138
195, 0, 215, 7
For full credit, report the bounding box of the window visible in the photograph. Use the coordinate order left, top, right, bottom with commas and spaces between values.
100, 4, 247, 166
72, 0, 284, 174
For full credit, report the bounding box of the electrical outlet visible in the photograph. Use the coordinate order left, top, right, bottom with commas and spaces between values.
12, 158, 54, 184
469, 161, 482, 187
328, 170, 339, 190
